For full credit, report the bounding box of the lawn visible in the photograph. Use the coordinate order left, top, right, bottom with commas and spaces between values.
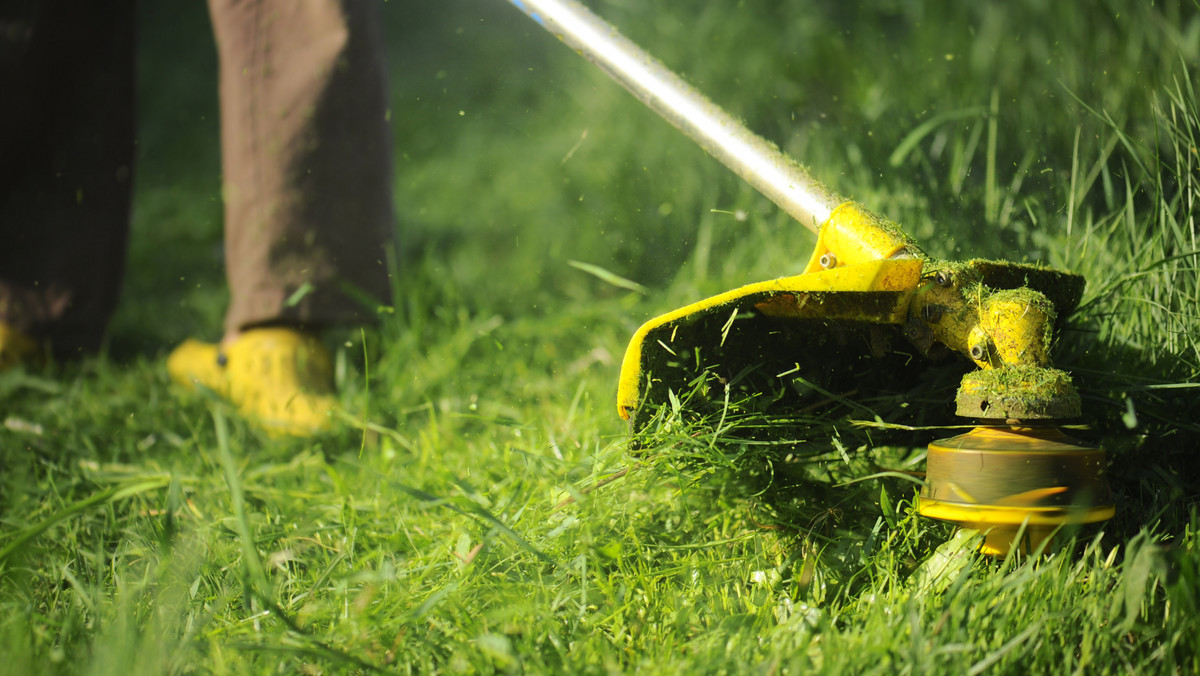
2, 0, 1199, 673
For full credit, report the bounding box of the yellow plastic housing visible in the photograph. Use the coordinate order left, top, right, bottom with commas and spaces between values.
918, 426, 1114, 556
919, 500, 1115, 556
618, 201, 923, 421
802, 202, 917, 274
615, 257, 923, 420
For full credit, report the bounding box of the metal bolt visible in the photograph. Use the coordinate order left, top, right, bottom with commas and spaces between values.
969, 343, 986, 361
819, 252, 837, 269
935, 270, 954, 287
903, 319, 931, 344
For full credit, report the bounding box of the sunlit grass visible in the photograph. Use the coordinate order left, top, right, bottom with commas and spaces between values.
1, 0, 1198, 673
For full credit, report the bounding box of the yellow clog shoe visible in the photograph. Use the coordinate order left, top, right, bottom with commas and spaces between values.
167, 328, 337, 436
0, 323, 39, 371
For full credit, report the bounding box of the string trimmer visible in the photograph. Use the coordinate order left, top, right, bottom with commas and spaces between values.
505, 0, 1113, 555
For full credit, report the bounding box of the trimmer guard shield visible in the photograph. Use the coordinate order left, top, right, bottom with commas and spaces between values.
617, 258, 924, 427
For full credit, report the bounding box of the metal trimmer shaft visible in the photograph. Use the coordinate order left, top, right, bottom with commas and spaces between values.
505, 0, 843, 233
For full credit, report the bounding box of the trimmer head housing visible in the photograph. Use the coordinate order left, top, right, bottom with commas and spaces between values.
920, 426, 1114, 555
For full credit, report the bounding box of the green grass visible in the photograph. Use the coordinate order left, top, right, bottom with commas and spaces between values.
2, 0, 1200, 673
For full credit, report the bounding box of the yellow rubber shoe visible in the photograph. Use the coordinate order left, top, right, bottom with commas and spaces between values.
0, 323, 39, 371
167, 327, 337, 436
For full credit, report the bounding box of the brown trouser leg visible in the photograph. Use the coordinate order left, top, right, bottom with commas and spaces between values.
207, 0, 396, 335
0, 0, 135, 356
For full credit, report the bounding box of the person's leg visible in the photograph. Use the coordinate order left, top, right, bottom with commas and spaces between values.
0, 0, 136, 362
208, 0, 395, 337
169, 0, 395, 435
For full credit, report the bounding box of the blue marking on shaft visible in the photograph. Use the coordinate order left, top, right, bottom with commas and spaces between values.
508, 0, 545, 26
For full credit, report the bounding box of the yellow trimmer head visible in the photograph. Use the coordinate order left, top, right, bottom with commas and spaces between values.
615, 204, 1113, 555
509, 0, 1114, 555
